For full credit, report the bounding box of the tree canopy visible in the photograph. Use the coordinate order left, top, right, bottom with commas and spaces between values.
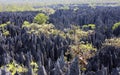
34, 13, 48, 25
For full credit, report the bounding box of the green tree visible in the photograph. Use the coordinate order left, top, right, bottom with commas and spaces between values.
24, 21, 30, 25
34, 13, 48, 25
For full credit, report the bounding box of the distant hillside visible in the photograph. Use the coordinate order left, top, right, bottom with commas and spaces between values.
0, 0, 119, 4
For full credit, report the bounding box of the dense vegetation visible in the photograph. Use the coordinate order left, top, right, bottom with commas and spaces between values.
0, 4, 120, 75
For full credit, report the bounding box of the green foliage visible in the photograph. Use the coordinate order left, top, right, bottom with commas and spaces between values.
66, 43, 96, 60
65, 42, 96, 70
22, 23, 66, 38
112, 22, 120, 30
103, 38, 120, 48
22, 21, 31, 28
64, 25, 96, 70
0, 21, 10, 28
3, 31, 10, 36
82, 24, 96, 30
0, 23, 7, 28
82, 25, 88, 29
0, 22, 10, 36
1, 61, 27, 75
0, 61, 39, 75
88, 24, 96, 29
30, 61, 38, 74
66, 25, 89, 42
34, 13, 48, 25
23, 21, 30, 25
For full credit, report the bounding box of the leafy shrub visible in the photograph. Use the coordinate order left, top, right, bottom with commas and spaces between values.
112, 22, 120, 31
88, 24, 96, 30
66, 25, 89, 41
22, 21, 31, 28
103, 38, 120, 48
30, 61, 38, 74
22, 23, 66, 38
65, 42, 96, 70
0, 22, 10, 36
112, 22, 120, 36
3, 31, 10, 36
23, 21, 30, 25
82, 24, 96, 30
68, 43, 96, 58
1, 61, 27, 75
34, 13, 48, 25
